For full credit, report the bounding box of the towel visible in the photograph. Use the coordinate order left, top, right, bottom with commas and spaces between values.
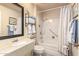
68, 19, 78, 44
9, 25, 15, 31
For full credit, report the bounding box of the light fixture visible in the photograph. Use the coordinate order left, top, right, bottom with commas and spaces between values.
48, 19, 53, 23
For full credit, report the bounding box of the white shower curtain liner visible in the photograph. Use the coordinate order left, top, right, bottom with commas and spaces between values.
58, 5, 72, 55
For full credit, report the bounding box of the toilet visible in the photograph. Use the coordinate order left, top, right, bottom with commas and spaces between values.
34, 45, 45, 56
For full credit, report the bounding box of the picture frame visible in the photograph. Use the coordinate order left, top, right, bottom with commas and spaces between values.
9, 17, 17, 25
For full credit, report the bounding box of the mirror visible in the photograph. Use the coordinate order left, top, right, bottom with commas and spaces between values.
0, 3, 24, 39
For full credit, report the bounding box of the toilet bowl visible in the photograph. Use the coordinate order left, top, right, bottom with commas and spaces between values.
34, 45, 44, 56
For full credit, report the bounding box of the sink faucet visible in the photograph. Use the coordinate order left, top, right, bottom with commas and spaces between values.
12, 39, 18, 43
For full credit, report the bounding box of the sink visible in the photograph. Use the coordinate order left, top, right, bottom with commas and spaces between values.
12, 41, 26, 47
12, 39, 34, 47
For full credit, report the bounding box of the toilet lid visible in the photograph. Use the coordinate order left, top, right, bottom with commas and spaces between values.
34, 45, 44, 50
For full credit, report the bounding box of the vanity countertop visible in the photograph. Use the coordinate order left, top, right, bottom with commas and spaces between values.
0, 39, 35, 56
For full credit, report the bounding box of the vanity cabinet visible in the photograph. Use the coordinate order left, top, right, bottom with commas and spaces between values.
4, 40, 35, 56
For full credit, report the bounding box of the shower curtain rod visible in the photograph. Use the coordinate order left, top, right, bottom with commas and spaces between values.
39, 6, 62, 13
72, 3, 75, 8
39, 3, 74, 13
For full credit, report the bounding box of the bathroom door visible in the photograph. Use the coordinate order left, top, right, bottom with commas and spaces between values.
42, 19, 60, 55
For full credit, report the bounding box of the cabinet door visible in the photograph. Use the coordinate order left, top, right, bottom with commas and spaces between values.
5, 43, 34, 56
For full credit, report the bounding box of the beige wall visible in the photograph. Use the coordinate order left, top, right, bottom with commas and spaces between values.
20, 3, 37, 36
20, 3, 35, 16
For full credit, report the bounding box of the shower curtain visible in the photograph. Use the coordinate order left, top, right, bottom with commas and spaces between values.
58, 5, 72, 55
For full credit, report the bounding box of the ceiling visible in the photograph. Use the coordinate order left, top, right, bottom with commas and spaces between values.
36, 3, 69, 11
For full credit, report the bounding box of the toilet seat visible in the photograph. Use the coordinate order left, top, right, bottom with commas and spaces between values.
34, 45, 44, 54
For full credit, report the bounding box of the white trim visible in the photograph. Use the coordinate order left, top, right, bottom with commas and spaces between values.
39, 6, 61, 13
39, 4, 72, 13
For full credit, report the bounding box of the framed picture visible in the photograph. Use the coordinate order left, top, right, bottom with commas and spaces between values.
9, 17, 17, 25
